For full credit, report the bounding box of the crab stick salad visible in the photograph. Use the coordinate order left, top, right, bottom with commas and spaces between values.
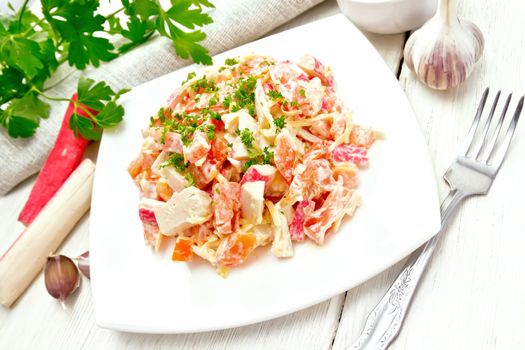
128, 54, 376, 275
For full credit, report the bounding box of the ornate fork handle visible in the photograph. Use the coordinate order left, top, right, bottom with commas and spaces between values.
351, 189, 466, 350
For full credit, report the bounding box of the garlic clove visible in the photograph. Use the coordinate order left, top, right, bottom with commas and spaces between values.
44, 255, 80, 307
404, 0, 484, 90
76, 251, 90, 279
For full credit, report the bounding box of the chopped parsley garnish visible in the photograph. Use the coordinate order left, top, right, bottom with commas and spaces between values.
243, 159, 258, 172
261, 147, 274, 164
290, 100, 299, 108
192, 75, 218, 93
184, 173, 196, 187
299, 88, 306, 97
274, 115, 286, 131
225, 58, 239, 65
206, 124, 216, 140
242, 146, 274, 172
239, 128, 254, 148
215, 188, 221, 195
208, 96, 218, 106
231, 103, 241, 112
222, 96, 232, 108
161, 153, 187, 172
267, 90, 284, 100
181, 72, 196, 85
233, 76, 257, 115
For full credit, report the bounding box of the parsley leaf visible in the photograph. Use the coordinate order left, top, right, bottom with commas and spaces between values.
267, 89, 283, 100
42, 0, 118, 69
206, 124, 216, 140
0, 37, 44, 78
68, 77, 130, 140
69, 113, 103, 141
274, 115, 286, 131
239, 128, 254, 148
77, 77, 115, 111
161, 152, 187, 172
0, 93, 50, 138
185, 172, 196, 187
224, 57, 238, 65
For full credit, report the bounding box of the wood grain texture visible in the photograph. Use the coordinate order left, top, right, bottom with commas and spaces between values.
333, 0, 525, 349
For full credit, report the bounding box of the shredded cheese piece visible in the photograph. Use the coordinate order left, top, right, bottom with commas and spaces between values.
329, 110, 353, 151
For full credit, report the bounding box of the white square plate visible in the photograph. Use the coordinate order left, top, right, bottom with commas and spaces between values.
90, 14, 440, 333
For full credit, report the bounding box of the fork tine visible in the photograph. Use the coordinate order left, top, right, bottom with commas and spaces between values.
481, 94, 512, 162
462, 88, 489, 155
488, 96, 524, 168
469, 90, 501, 158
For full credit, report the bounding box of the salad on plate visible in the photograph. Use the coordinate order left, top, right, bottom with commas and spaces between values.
128, 54, 376, 275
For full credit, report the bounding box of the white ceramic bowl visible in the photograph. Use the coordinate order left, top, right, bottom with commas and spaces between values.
336, 0, 437, 34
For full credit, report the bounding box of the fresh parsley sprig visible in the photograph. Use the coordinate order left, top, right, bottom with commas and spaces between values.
0, 0, 215, 140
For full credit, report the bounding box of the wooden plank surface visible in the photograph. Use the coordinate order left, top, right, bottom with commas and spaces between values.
333, 0, 525, 349
0, 1, 407, 349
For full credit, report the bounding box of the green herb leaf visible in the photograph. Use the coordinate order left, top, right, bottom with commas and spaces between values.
69, 113, 102, 141
274, 115, 286, 131
267, 89, 283, 100
70, 77, 129, 140
239, 128, 254, 148
77, 77, 115, 111
0, 37, 44, 78
0, 93, 50, 138
161, 152, 187, 172
42, 0, 118, 69
224, 57, 238, 65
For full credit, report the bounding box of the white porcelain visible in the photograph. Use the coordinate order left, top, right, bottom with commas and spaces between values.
90, 14, 440, 334
337, 0, 437, 34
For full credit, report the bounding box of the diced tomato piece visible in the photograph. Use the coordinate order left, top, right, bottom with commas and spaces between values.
210, 118, 225, 131
163, 132, 183, 153
288, 158, 334, 203
128, 156, 143, 178
184, 131, 211, 164
349, 125, 376, 148
216, 233, 257, 267
212, 182, 241, 235
274, 132, 296, 182
211, 137, 229, 164
156, 180, 173, 201
303, 182, 354, 244
172, 237, 194, 262
332, 144, 368, 167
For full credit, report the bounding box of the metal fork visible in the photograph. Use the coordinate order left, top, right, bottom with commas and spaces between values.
351, 88, 524, 350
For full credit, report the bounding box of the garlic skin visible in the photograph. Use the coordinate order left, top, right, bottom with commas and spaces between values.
76, 251, 90, 279
404, 0, 484, 90
44, 255, 80, 307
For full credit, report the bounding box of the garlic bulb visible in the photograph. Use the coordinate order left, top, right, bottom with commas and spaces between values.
404, 0, 484, 90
